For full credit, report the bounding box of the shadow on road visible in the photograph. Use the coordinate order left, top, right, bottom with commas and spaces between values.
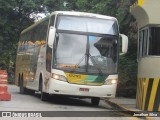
35, 94, 96, 107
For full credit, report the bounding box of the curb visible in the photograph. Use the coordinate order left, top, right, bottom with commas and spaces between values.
105, 99, 155, 120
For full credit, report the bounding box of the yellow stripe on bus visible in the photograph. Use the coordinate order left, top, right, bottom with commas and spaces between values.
142, 78, 149, 110
159, 105, 160, 111
148, 78, 159, 111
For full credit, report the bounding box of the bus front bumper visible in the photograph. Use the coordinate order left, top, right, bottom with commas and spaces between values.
47, 79, 117, 98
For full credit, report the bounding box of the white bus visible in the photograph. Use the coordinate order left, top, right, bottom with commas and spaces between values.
15, 11, 128, 105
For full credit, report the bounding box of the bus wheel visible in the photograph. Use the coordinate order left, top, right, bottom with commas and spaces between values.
91, 97, 100, 106
19, 79, 27, 94
40, 81, 48, 101
41, 92, 48, 101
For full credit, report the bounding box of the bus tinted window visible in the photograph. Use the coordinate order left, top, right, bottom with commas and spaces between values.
18, 18, 49, 53
50, 15, 55, 26
57, 15, 118, 35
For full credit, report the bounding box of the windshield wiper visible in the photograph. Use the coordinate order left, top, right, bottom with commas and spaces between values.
70, 37, 104, 75
68, 53, 104, 75
70, 55, 85, 73
69, 53, 104, 75
88, 53, 104, 75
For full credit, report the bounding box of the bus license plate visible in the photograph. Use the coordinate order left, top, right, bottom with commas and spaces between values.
79, 88, 89, 92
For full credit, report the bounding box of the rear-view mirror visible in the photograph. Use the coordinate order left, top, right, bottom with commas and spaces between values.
120, 34, 128, 55
48, 26, 56, 48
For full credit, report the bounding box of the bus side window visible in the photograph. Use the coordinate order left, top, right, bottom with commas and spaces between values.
50, 15, 55, 26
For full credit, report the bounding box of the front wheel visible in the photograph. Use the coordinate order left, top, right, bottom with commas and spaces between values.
91, 97, 100, 106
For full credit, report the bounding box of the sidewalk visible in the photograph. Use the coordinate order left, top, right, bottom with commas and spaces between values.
106, 98, 139, 111
105, 97, 160, 120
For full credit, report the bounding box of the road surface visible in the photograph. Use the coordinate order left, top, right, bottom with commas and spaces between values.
0, 85, 141, 120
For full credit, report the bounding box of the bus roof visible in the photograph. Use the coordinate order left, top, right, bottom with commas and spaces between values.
21, 11, 117, 34
51, 11, 117, 20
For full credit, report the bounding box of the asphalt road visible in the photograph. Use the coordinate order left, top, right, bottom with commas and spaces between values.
0, 85, 141, 120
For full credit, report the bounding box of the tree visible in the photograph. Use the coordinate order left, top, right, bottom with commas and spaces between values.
0, 0, 48, 72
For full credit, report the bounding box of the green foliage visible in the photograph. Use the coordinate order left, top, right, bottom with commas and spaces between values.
75, 0, 117, 15
43, 0, 65, 12
0, 0, 46, 71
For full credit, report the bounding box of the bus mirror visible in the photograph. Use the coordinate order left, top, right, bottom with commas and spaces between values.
48, 26, 56, 48
120, 34, 128, 55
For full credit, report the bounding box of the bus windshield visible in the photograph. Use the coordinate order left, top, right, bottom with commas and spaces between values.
56, 15, 118, 35
53, 15, 118, 75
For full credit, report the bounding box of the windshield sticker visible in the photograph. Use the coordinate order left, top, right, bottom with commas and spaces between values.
89, 36, 94, 42
59, 64, 79, 69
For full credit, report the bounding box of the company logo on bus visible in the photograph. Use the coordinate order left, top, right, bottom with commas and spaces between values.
68, 73, 81, 79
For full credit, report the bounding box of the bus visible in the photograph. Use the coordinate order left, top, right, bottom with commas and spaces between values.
15, 11, 128, 105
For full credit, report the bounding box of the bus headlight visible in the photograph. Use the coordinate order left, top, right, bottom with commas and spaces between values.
104, 79, 117, 85
51, 74, 67, 82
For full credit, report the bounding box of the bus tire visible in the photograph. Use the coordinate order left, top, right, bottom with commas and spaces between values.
19, 79, 27, 94
91, 97, 100, 106
40, 81, 48, 101
41, 92, 48, 101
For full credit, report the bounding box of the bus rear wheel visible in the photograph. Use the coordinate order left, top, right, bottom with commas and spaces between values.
19, 79, 27, 94
41, 92, 48, 101
20, 79, 24, 94
91, 97, 100, 106
40, 81, 48, 101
